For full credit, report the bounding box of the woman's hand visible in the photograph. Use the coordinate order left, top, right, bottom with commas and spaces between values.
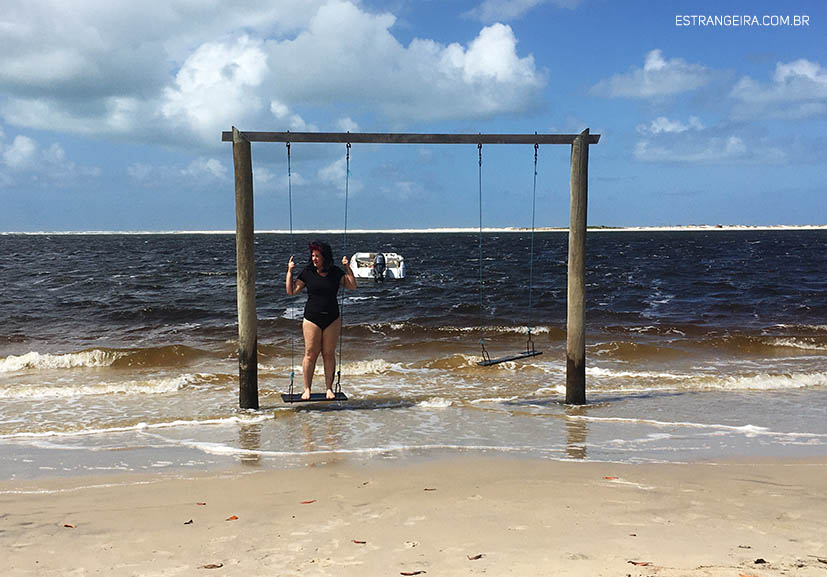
342, 255, 357, 290
286, 256, 298, 295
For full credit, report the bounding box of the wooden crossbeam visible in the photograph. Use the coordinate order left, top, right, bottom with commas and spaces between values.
222, 130, 600, 145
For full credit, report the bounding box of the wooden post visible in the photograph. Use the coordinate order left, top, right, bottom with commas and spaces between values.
233, 127, 258, 409
566, 128, 589, 405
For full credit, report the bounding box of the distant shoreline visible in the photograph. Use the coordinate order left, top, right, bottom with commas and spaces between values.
2, 224, 826, 235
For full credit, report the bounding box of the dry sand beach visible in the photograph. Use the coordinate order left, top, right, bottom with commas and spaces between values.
3, 456, 826, 577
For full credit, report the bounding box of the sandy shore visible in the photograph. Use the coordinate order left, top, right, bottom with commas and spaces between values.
2, 456, 826, 576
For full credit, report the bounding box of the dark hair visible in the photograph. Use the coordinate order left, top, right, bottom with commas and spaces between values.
308, 240, 334, 272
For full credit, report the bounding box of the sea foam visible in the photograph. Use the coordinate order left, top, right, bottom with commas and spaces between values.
0, 350, 121, 372
0, 413, 273, 440
0, 374, 195, 400
712, 371, 827, 391
770, 338, 827, 351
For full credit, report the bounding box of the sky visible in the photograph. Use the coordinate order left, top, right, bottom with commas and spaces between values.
0, 0, 825, 231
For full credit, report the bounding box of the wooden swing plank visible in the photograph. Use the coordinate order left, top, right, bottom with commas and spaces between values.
281, 392, 349, 403
477, 350, 543, 367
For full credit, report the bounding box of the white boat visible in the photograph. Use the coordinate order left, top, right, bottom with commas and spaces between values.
349, 252, 406, 280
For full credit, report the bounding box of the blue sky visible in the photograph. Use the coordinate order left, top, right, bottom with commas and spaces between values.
1, 0, 825, 231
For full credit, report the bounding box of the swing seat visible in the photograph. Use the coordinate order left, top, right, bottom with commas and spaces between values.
281, 392, 349, 403
477, 350, 542, 366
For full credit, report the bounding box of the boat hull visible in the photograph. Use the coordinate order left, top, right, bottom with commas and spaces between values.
350, 252, 406, 280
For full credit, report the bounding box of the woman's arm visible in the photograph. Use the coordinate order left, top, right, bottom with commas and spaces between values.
286, 256, 305, 295
341, 256, 357, 290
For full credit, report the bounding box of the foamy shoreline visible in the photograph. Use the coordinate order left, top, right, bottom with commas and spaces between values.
2, 456, 826, 576
2, 224, 826, 235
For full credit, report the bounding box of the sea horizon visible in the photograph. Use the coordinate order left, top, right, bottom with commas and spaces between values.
2, 223, 826, 235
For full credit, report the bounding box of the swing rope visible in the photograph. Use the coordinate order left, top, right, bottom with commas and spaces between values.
284, 140, 350, 402
287, 140, 296, 401
526, 142, 539, 356
476, 141, 543, 366
335, 141, 351, 394
478, 142, 491, 364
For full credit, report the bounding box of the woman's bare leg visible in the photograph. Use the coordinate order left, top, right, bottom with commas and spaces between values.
321, 317, 342, 399
302, 320, 323, 400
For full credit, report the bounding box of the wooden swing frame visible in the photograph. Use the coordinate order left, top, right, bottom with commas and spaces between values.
223, 129, 599, 407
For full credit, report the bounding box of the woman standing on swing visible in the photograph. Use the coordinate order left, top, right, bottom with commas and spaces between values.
286, 241, 357, 399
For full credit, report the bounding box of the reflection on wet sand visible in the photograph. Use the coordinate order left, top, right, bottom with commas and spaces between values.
239, 423, 262, 466
565, 406, 588, 460
301, 415, 343, 467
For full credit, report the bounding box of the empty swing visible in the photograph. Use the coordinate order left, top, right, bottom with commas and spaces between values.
281, 140, 351, 403
477, 142, 543, 367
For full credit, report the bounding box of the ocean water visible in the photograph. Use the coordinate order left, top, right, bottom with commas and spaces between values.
1, 230, 826, 479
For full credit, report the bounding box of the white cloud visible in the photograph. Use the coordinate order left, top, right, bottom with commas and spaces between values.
637, 116, 704, 134
775, 59, 825, 84
184, 158, 227, 180
3, 135, 36, 169
463, 23, 530, 83
126, 163, 153, 181
634, 134, 783, 164
0, 0, 331, 141
161, 36, 269, 142
270, 100, 317, 131
42, 143, 102, 181
0, 2, 162, 95
0, 1, 546, 147
270, 101, 289, 118
591, 49, 711, 98
267, 4, 544, 122
127, 157, 228, 187
464, 0, 581, 22
2, 95, 152, 138
380, 180, 423, 201
252, 166, 308, 193
254, 167, 277, 187
0, 133, 100, 185
336, 117, 360, 133
631, 115, 791, 165
318, 157, 348, 189
0, 0, 327, 93
131, 152, 301, 194
730, 58, 827, 119
397, 23, 543, 119
318, 156, 362, 195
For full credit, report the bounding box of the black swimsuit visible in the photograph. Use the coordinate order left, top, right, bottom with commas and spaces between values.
298, 265, 345, 330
